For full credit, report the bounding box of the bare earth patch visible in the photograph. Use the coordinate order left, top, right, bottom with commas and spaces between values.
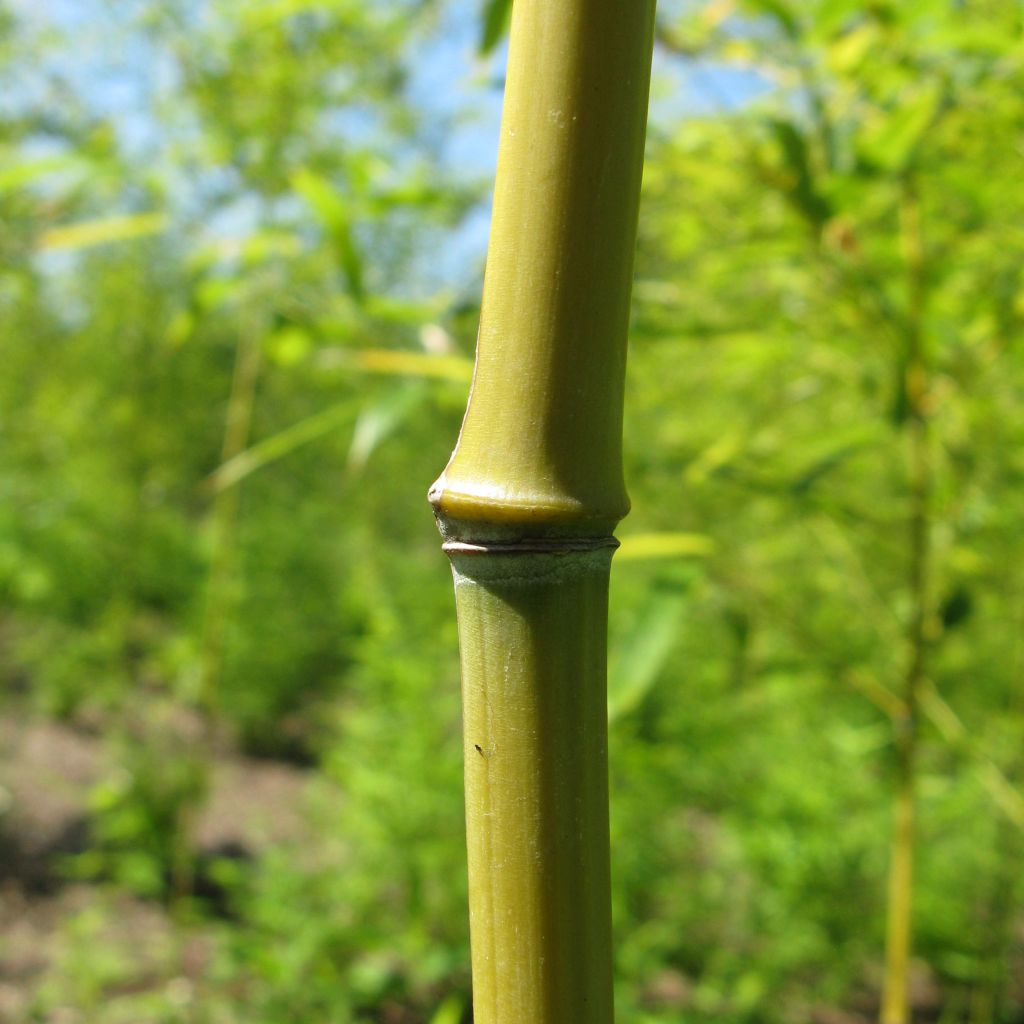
0, 713, 311, 1021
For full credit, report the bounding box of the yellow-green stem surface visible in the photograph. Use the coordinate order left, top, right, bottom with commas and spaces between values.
451, 549, 615, 1023
431, 1, 656, 1019
431, 0, 656, 536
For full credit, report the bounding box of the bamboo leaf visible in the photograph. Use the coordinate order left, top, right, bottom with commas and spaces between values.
293, 168, 364, 302
428, 994, 464, 1024
321, 347, 473, 382
480, 0, 512, 54
920, 682, 1024, 830
790, 438, 873, 494
826, 22, 877, 74
207, 402, 350, 493
857, 85, 942, 172
767, 119, 831, 228
346, 386, 426, 474
743, 0, 800, 40
207, 373, 437, 492
0, 154, 84, 194
685, 432, 745, 485
37, 212, 168, 252
353, 348, 472, 381
608, 589, 687, 722
616, 532, 715, 561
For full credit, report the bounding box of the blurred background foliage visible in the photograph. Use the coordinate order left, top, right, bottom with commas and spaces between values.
2, 0, 1024, 1021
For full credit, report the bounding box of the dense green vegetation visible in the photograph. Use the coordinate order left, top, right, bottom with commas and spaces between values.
2, 0, 1023, 1021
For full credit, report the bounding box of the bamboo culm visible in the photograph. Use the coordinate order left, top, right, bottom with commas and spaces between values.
880, 175, 932, 1024
429, 1, 656, 1021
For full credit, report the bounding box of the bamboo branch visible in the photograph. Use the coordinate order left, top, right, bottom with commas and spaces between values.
920, 681, 1024, 830
844, 669, 907, 722
430, 2, 656, 1020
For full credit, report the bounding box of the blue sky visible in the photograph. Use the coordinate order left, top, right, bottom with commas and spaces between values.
11, 0, 768, 289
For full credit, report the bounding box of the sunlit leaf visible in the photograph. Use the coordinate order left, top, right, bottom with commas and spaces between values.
0, 154, 84, 194
616, 532, 715, 561
267, 325, 313, 366
195, 277, 247, 313
324, 347, 473, 382
37, 212, 168, 252
812, 0, 869, 38
857, 84, 943, 172
164, 309, 195, 348
429, 995, 464, 1024
826, 22, 877, 74
364, 295, 451, 326
239, 229, 302, 265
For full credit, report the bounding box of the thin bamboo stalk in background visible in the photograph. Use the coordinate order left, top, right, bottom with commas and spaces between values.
969, 593, 1024, 1024
198, 305, 264, 715
178, 302, 264, 902
881, 175, 932, 1024
429, 1, 656, 1020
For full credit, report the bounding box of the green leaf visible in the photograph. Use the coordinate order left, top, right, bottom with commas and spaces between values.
429, 994, 464, 1024
0, 154, 85, 195
685, 432, 746, 485
790, 438, 875, 494
327, 347, 473, 382
857, 84, 943, 172
293, 168, 365, 302
616, 532, 715, 561
208, 402, 351, 492
826, 22, 877, 74
480, 0, 512, 54
743, 0, 800, 40
267, 325, 313, 367
608, 588, 688, 723
767, 119, 831, 228
37, 212, 168, 251
346, 385, 426, 475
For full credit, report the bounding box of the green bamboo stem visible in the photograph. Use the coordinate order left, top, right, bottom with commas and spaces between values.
179, 304, 263, 903
198, 305, 264, 714
449, 545, 617, 1021
881, 176, 931, 1024
430, 1, 655, 1020
970, 593, 1024, 1024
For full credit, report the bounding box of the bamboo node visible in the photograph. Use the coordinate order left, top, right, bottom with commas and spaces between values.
443, 537, 619, 556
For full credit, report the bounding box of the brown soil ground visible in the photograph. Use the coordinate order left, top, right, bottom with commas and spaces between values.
0, 713, 310, 1021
